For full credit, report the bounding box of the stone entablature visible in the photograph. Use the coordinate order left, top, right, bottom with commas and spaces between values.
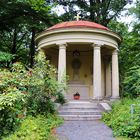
36, 28, 121, 50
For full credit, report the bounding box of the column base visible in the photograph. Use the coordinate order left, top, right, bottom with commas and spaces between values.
92, 96, 103, 101
104, 95, 112, 100
104, 96, 113, 101
110, 96, 120, 101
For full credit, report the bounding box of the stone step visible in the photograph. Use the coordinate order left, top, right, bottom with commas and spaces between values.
59, 114, 102, 121
59, 110, 102, 115
63, 104, 98, 107
66, 101, 96, 104
61, 106, 99, 110
58, 101, 104, 121
64, 101, 97, 104
59, 108, 100, 111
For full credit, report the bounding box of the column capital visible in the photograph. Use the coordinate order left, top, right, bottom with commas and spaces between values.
112, 49, 119, 55
57, 43, 67, 49
91, 43, 103, 49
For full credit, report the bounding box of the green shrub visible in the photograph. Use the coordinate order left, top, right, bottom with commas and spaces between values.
26, 51, 64, 116
123, 66, 140, 98
55, 92, 66, 105
0, 62, 30, 94
0, 63, 29, 137
0, 51, 65, 137
0, 51, 14, 68
3, 115, 63, 140
102, 98, 140, 140
0, 90, 27, 137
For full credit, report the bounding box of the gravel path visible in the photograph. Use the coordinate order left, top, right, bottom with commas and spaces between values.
56, 121, 115, 140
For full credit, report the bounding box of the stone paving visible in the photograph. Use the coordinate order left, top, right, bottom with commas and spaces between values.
56, 121, 115, 140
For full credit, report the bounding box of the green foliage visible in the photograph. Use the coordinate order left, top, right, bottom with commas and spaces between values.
26, 51, 63, 116
0, 51, 13, 63
102, 98, 140, 140
0, 51, 14, 68
0, 91, 26, 137
106, 3, 140, 97
0, 0, 56, 30
3, 115, 63, 140
0, 62, 29, 137
57, 0, 130, 26
108, 20, 129, 37
0, 62, 30, 94
0, 53, 65, 137
123, 66, 140, 98
0, 0, 58, 66
55, 92, 66, 105
27, 0, 53, 12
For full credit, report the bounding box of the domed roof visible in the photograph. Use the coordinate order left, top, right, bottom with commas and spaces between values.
47, 20, 109, 31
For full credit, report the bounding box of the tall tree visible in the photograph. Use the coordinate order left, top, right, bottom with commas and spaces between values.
56, 0, 132, 26
0, 0, 58, 67
119, 0, 140, 74
108, 1, 140, 95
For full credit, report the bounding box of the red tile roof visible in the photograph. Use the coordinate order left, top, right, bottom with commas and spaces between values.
48, 21, 109, 31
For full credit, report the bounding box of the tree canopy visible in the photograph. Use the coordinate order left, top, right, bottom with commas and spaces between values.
0, 0, 58, 67
56, 0, 132, 26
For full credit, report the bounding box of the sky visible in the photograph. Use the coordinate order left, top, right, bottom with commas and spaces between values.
118, 1, 136, 23
118, 1, 136, 31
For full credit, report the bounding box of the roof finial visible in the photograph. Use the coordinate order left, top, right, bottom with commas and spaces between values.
74, 12, 81, 21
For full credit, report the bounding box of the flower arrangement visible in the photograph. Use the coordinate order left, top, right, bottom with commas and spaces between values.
73, 92, 80, 100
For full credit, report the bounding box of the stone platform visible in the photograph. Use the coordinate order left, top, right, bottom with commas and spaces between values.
58, 101, 103, 121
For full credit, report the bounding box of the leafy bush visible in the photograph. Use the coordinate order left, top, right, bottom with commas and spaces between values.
0, 63, 29, 137
55, 91, 66, 105
0, 51, 14, 68
0, 62, 30, 94
26, 51, 65, 116
0, 91, 26, 137
102, 98, 140, 140
0, 51, 65, 138
123, 66, 140, 98
3, 115, 63, 140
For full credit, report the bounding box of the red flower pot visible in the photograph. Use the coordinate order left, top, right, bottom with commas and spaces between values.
74, 95, 80, 100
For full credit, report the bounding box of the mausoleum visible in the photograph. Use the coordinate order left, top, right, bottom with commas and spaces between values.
35, 20, 121, 100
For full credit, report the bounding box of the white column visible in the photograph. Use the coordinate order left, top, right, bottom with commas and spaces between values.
93, 44, 102, 99
58, 43, 66, 83
111, 49, 119, 99
105, 57, 112, 98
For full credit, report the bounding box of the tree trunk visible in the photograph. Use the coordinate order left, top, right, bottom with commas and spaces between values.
11, 28, 17, 54
30, 27, 35, 68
